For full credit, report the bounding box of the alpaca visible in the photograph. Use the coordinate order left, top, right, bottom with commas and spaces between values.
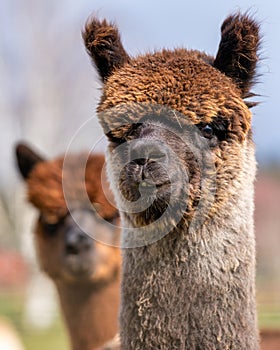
83, 12, 261, 349
15, 143, 121, 350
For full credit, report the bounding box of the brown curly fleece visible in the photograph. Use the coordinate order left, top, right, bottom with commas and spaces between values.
16, 144, 121, 350
26, 152, 116, 224
83, 12, 261, 350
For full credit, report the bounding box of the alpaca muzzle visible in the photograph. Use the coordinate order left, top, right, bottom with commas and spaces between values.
65, 227, 92, 255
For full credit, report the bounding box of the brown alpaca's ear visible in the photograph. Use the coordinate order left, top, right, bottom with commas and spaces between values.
213, 13, 260, 97
82, 17, 130, 81
15, 143, 45, 180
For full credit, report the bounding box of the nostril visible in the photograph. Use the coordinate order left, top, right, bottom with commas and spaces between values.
66, 244, 79, 255
133, 158, 147, 166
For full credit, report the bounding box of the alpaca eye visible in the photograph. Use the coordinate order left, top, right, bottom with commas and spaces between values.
39, 215, 62, 234
201, 125, 214, 139
44, 222, 60, 233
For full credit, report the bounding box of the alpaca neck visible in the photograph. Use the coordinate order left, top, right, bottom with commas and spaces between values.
56, 276, 120, 350
120, 197, 259, 349
119, 146, 258, 349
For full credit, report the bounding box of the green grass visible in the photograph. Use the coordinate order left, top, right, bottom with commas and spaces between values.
257, 283, 280, 329
0, 290, 68, 350
21, 320, 69, 350
258, 303, 280, 329
0, 292, 24, 329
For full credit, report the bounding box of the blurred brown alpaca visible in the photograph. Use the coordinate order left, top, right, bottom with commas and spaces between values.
15, 143, 121, 350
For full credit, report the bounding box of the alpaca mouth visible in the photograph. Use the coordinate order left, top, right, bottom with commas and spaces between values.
138, 180, 171, 194
139, 180, 154, 188
65, 254, 93, 276
140, 180, 170, 188
124, 179, 171, 202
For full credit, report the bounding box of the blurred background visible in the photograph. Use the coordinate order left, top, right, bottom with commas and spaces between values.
0, 0, 279, 349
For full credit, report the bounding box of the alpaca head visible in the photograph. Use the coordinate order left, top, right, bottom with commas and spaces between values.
83, 13, 260, 245
16, 143, 120, 284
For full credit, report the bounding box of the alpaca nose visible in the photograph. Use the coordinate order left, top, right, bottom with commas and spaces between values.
129, 140, 166, 165
65, 227, 92, 255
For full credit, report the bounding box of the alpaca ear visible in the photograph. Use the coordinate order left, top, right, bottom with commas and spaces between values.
213, 13, 260, 97
15, 143, 45, 180
82, 17, 130, 81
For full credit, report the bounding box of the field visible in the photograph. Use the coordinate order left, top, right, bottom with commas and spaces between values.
0, 290, 68, 350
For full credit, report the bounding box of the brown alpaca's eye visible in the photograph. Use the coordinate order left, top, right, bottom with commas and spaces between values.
201, 125, 214, 139
39, 215, 62, 234
44, 222, 60, 233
